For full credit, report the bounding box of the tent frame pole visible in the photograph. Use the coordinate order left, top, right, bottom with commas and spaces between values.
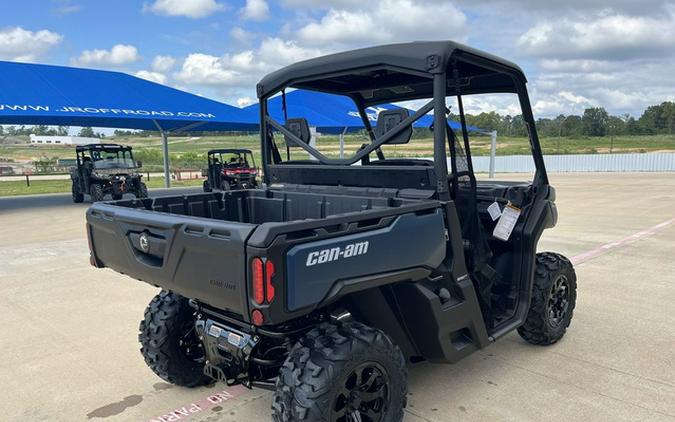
339, 127, 347, 159
153, 120, 171, 189
489, 130, 497, 179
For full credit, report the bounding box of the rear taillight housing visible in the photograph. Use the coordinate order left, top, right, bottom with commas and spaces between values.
251, 257, 276, 306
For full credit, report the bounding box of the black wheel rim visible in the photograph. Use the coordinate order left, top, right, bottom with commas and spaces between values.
333, 362, 390, 422
547, 275, 570, 328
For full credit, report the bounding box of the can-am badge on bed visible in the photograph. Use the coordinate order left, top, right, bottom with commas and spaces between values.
305, 241, 370, 266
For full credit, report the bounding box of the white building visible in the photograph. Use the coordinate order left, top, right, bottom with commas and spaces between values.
29, 134, 100, 146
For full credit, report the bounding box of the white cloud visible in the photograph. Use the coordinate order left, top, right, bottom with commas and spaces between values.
237, 97, 256, 107
73, 44, 140, 67
518, 12, 675, 60
240, 0, 270, 21
146, 0, 224, 18
296, 0, 467, 46
135, 70, 167, 84
230, 27, 254, 44
176, 38, 321, 84
0, 27, 63, 62
151, 55, 176, 72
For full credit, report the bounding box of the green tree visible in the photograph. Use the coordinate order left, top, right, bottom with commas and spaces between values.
78, 127, 97, 137
582, 107, 609, 136
561, 115, 583, 137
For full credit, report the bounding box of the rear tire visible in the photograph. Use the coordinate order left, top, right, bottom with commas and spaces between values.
138, 291, 212, 387
518, 252, 577, 345
89, 184, 104, 202
72, 183, 84, 203
272, 321, 407, 422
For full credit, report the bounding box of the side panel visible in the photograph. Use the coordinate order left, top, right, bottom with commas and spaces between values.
284, 209, 446, 311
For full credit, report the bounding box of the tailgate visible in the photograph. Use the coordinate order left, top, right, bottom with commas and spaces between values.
86, 203, 256, 315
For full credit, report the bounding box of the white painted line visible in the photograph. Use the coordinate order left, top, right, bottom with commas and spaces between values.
571, 217, 675, 265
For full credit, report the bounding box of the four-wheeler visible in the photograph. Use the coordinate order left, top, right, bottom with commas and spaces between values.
202, 148, 258, 192
86, 41, 577, 422
71, 143, 147, 202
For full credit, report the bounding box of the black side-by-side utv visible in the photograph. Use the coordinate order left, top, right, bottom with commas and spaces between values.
86, 41, 577, 422
71, 143, 147, 202
202, 148, 258, 192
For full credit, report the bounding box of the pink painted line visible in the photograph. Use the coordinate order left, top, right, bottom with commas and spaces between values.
147, 385, 247, 422
571, 217, 675, 265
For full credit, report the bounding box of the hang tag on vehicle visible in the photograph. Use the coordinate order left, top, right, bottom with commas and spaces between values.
487, 201, 502, 221
493, 203, 521, 241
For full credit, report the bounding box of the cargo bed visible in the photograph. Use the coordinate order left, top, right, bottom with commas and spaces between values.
86, 189, 445, 320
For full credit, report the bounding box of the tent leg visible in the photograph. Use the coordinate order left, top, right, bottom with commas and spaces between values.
489, 130, 497, 179
161, 131, 170, 188
339, 127, 347, 159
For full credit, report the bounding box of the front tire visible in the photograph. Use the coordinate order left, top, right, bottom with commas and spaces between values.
138, 291, 212, 387
72, 182, 84, 203
518, 252, 577, 345
272, 321, 407, 422
203, 180, 212, 192
89, 184, 104, 202
136, 182, 148, 199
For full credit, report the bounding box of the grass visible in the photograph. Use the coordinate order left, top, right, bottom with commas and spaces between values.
0, 177, 202, 197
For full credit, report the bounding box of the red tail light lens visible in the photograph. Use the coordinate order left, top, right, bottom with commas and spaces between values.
265, 260, 275, 303
252, 309, 264, 326
251, 257, 264, 305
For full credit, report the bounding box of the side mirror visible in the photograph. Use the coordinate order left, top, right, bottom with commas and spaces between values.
284, 118, 311, 146
136, 160, 142, 168
375, 109, 412, 145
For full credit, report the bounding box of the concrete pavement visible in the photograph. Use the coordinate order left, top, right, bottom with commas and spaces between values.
0, 174, 673, 421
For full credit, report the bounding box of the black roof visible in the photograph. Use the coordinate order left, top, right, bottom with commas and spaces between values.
207, 148, 253, 154
257, 41, 526, 105
75, 143, 131, 151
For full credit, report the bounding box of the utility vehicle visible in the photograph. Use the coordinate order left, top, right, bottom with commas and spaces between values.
71, 143, 147, 202
86, 41, 577, 422
202, 148, 258, 192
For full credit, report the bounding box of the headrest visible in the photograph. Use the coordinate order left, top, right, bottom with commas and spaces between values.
375, 109, 412, 145
284, 117, 311, 146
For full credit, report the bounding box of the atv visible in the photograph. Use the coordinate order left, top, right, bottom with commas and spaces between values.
71, 143, 147, 202
202, 148, 258, 192
86, 41, 577, 421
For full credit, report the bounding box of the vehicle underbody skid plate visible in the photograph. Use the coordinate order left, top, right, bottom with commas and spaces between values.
195, 319, 258, 386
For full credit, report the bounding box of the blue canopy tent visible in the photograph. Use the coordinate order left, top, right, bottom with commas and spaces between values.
0, 60, 258, 187
245, 89, 483, 133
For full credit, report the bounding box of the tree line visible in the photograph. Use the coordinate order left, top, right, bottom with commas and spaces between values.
458, 101, 675, 137
0, 125, 106, 138
3, 102, 674, 139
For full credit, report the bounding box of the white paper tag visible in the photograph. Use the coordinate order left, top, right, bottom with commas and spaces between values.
487, 201, 502, 221
493, 203, 521, 241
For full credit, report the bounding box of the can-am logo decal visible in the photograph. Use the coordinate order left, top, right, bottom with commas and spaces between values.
305, 241, 370, 266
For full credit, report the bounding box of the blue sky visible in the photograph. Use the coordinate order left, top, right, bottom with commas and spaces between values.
1, 0, 674, 118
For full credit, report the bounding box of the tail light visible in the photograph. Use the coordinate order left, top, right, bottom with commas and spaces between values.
251, 257, 276, 306
265, 260, 275, 302
251, 257, 264, 305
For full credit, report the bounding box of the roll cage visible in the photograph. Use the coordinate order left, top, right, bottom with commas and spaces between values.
256, 41, 548, 199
